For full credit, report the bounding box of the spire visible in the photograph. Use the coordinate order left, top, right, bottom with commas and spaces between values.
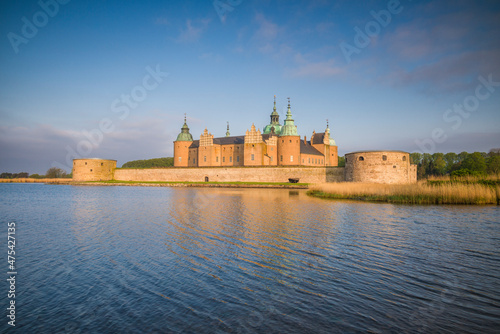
176, 114, 193, 141
226, 122, 230, 137
326, 119, 330, 133
264, 95, 282, 135
280, 97, 298, 136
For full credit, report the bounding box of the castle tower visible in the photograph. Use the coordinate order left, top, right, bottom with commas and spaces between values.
263, 95, 282, 135
225, 122, 230, 137
277, 98, 300, 165
174, 114, 193, 167
326, 119, 338, 166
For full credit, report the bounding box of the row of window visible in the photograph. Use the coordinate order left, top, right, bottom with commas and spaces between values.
81, 162, 105, 166
301, 157, 324, 164
184, 156, 241, 164
356, 155, 407, 162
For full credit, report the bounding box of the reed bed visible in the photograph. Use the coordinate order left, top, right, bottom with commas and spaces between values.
308, 181, 500, 205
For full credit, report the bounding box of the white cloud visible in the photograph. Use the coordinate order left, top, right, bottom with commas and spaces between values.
177, 19, 211, 43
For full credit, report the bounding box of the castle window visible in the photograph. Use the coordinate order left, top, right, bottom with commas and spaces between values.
230, 156, 232, 162
271, 147, 273, 151
315, 158, 317, 164
101, 163, 103, 166
252, 144, 254, 148
282, 140, 284, 143
179, 157, 182, 162
393, 165, 397, 168
402, 156, 407, 161
216, 157, 219, 162
289, 140, 292, 143
271, 156, 273, 162
290, 155, 293, 162
359, 156, 364, 161
90, 169, 93, 172
204, 156, 206, 162
308, 158, 310, 163
222, 157, 225, 162
302, 159, 304, 163
280, 155, 283, 162
85, 162, 87, 165
237, 156, 239, 162
193, 158, 196, 164
382, 155, 387, 161
251, 154, 254, 161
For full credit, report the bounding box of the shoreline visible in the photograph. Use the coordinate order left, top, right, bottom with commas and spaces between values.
0, 178, 308, 189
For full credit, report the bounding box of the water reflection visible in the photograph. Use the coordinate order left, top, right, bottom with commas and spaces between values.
1, 184, 499, 333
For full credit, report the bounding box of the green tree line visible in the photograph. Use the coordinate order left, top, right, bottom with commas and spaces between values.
410, 149, 500, 179
121, 157, 174, 168
0, 167, 72, 179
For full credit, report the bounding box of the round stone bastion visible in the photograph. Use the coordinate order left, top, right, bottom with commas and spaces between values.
72, 158, 117, 181
345, 151, 416, 184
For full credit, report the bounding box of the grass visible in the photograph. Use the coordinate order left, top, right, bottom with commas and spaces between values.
81, 180, 309, 187
308, 181, 500, 205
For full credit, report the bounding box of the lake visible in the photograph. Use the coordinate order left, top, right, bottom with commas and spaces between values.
1, 183, 499, 333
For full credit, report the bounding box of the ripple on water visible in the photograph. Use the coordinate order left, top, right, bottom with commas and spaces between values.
0, 184, 499, 333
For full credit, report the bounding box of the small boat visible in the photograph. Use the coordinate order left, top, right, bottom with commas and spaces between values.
288, 178, 299, 183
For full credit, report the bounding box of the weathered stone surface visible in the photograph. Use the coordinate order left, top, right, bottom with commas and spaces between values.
114, 166, 345, 183
344, 151, 417, 184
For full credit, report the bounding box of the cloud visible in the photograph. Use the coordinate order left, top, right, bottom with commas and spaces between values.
373, 4, 500, 93
176, 19, 211, 43
254, 13, 278, 41
286, 57, 344, 78
0, 118, 175, 174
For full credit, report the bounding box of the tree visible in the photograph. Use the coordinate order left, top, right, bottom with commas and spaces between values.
338, 156, 345, 167
487, 155, 500, 175
410, 152, 422, 165
461, 152, 487, 174
45, 167, 67, 178
444, 152, 458, 172
489, 148, 500, 156
431, 153, 446, 175
121, 157, 174, 168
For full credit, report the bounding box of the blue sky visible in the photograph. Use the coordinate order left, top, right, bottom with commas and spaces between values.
1, 0, 499, 174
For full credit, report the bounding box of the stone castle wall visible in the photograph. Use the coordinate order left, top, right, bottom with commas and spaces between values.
72, 159, 116, 181
114, 166, 345, 183
344, 151, 417, 184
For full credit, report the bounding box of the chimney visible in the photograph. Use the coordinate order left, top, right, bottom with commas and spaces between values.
303, 135, 307, 145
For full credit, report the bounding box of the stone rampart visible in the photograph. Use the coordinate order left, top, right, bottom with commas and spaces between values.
73, 159, 116, 181
344, 151, 417, 184
114, 166, 345, 183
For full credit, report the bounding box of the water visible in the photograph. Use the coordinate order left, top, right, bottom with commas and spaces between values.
1, 183, 499, 333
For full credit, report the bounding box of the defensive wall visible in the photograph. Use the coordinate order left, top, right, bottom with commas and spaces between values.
72, 151, 417, 184
73, 159, 117, 181
345, 151, 417, 184
114, 166, 345, 183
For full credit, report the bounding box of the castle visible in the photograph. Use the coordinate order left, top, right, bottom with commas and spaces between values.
72, 97, 417, 184
173, 97, 338, 168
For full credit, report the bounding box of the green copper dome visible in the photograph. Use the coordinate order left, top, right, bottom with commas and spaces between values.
176, 116, 193, 141
280, 99, 298, 137
263, 96, 282, 135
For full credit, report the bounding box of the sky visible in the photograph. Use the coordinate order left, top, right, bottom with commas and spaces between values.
0, 0, 499, 174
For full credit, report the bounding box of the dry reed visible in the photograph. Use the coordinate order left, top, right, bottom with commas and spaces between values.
308, 181, 499, 205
